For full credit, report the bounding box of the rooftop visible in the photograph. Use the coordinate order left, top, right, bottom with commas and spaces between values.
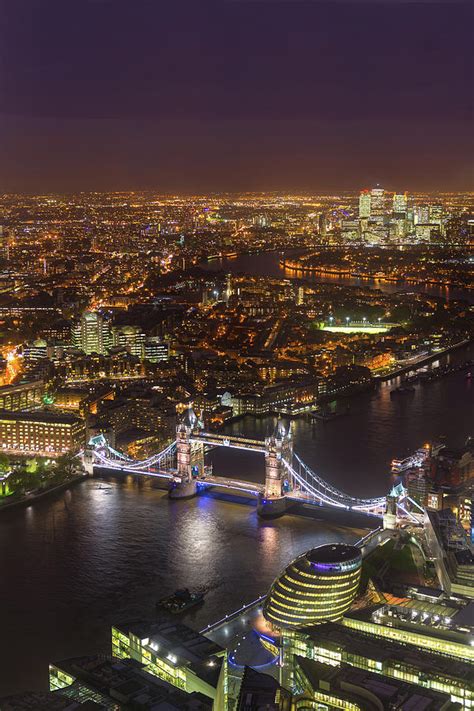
295, 657, 453, 711
51, 655, 213, 710
301, 621, 474, 681
0, 409, 83, 425
114, 619, 223, 687
307, 543, 361, 565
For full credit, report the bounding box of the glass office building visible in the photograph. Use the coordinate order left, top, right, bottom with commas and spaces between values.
264, 544, 362, 629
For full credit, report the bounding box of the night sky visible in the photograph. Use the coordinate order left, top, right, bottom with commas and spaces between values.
0, 0, 472, 193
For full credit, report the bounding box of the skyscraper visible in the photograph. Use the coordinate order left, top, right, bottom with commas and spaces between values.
0, 226, 11, 260
429, 204, 444, 226
73, 310, 112, 355
370, 186, 385, 222
414, 205, 430, 224
358, 190, 371, 219
144, 337, 169, 362
392, 192, 408, 215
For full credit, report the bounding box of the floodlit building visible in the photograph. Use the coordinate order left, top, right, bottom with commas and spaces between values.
415, 223, 440, 242
290, 654, 456, 710
280, 609, 474, 708
264, 544, 362, 629
111, 619, 227, 707
370, 187, 385, 223
393, 192, 408, 215
358, 190, 371, 219
144, 335, 170, 362
111, 324, 146, 358
49, 654, 214, 710
73, 310, 112, 355
0, 380, 44, 411
0, 409, 85, 456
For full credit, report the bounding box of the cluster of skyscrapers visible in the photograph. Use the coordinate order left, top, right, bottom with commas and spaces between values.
72, 310, 169, 362
344, 186, 466, 245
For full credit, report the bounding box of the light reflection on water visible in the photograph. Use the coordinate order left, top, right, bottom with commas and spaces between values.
0, 477, 364, 695
202, 251, 474, 304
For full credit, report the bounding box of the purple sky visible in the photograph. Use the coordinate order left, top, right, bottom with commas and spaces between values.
0, 0, 472, 192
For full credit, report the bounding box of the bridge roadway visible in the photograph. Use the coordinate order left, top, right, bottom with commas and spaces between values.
94, 455, 264, 494
90, 432, 388, 516
190, 433, 266, 452
94, 460, 385, 515
198, 475, 264, 495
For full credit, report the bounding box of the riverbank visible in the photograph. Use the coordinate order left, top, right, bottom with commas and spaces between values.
376, 338, 472, 381
0, 474, 87, 514
202, 250, 474, 304
280, 255, 474, 293
205, 247, 284, 262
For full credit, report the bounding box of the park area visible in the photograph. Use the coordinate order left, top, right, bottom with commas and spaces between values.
0, 453, 84, 508
362, 536, 425, 587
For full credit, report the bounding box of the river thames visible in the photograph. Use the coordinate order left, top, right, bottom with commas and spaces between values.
0, 253, 473, 695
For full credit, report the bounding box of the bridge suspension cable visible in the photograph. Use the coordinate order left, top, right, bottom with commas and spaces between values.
93, 440, 177, 470
90, 433, 388, 515
285, 453, 386, 512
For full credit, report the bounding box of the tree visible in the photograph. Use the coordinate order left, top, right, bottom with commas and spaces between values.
0, 453, 10, 475
55, 451, 84, 479
7, 467, 32, 495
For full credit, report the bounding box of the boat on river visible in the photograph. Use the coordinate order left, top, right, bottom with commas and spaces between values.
156, 588, 205, 614
390, 385, 416, 396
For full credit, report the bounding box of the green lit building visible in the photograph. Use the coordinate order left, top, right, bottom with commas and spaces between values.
280, 614, 473, 708
111, 619, 227, 709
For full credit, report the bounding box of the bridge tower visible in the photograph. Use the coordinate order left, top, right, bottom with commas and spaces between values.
257, 421, 292, 518
383, 495, 397, 530
82, 448, 95, 476
169, 408, 199, 499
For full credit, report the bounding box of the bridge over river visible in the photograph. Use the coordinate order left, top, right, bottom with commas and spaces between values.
86, 408, 424, 524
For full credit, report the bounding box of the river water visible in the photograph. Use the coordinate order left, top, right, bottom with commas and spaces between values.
1, 252, 473, 696
202, 250, 474, 304
0, 480, 365, 695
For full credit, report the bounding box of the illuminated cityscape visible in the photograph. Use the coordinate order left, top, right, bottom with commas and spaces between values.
1, 0, 473, 709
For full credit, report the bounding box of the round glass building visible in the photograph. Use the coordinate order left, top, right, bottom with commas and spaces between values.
263, 543, 362, 629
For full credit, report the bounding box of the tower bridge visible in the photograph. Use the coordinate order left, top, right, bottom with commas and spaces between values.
87, 408, 420, 524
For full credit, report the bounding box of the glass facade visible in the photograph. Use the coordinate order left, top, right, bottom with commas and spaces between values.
264, 544, 362, 629
280, 626, 474, 708
342, 615, 474, 664
111, 624, 225, 703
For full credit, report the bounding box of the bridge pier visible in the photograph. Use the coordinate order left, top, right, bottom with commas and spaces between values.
257, 422, 292, 519
257, 493, 287, 518
169, 414, 198, 500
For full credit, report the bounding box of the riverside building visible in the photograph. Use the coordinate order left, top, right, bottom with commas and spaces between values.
0, 409, 85, 456
111, 619, 227, 708
264, 544, 362, 629
280, 616, 473, 708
